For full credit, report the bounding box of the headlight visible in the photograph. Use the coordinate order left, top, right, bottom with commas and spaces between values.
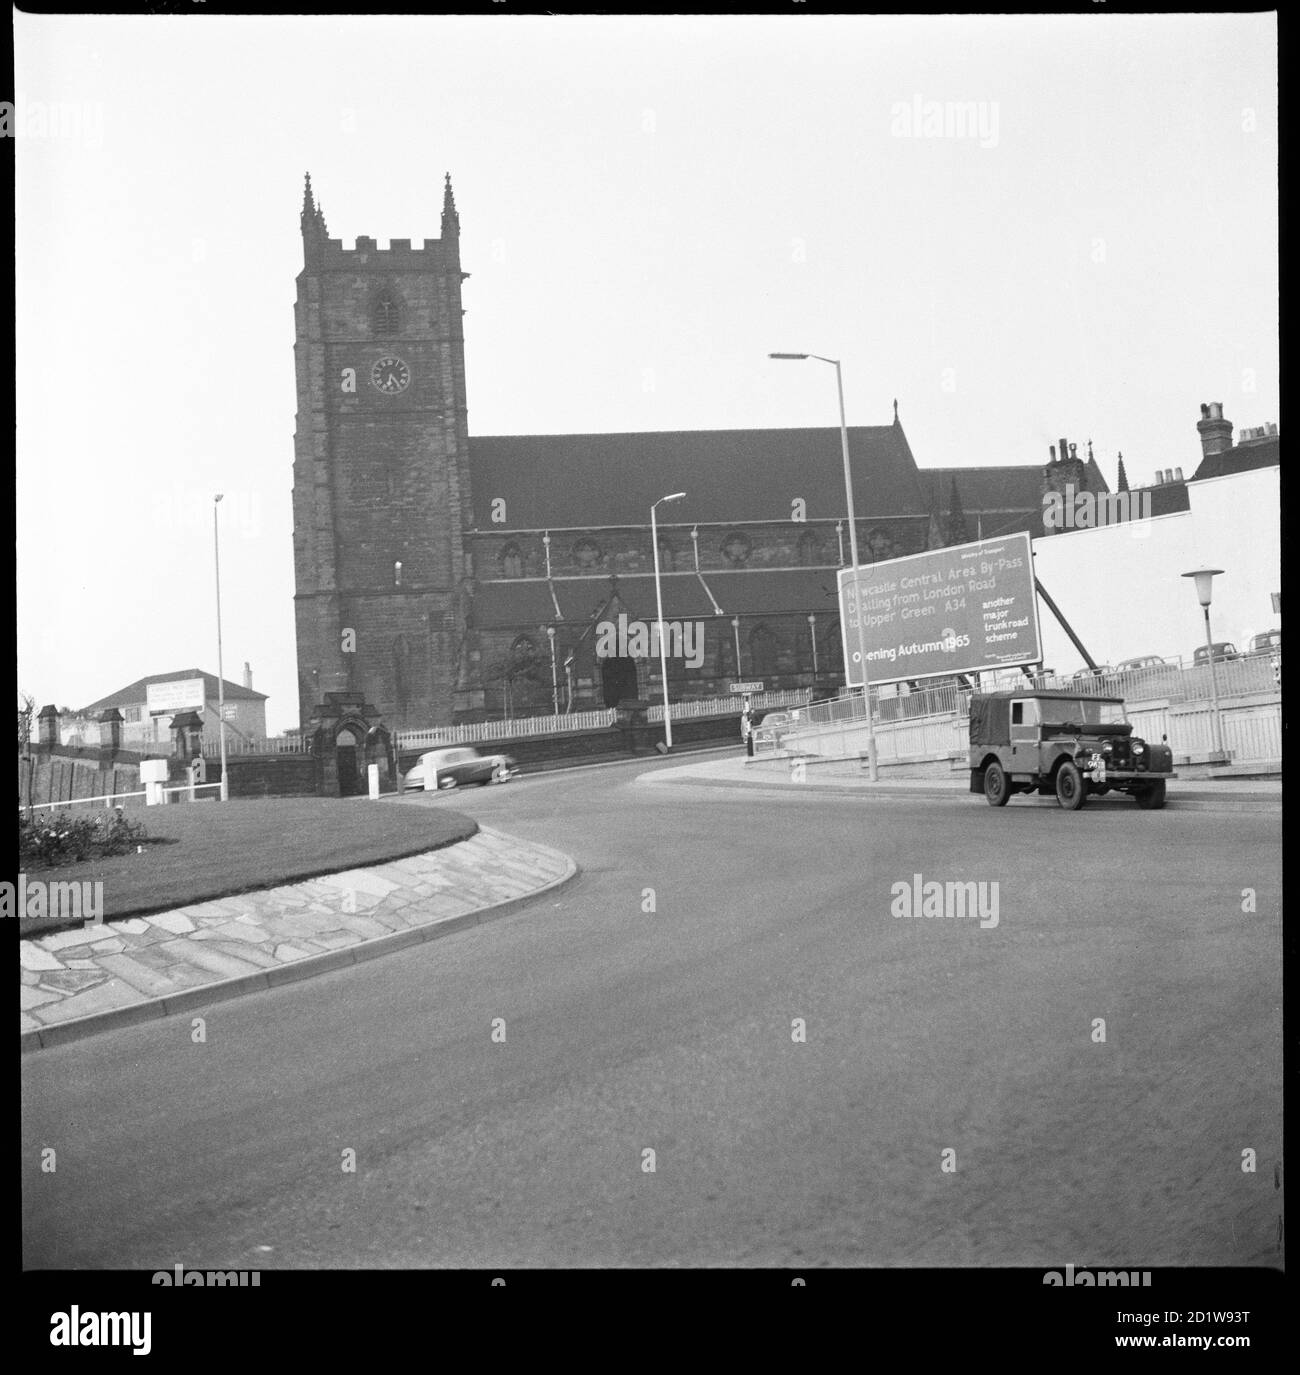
1132, 742, 1145, 754
1102, 740, 1113, 753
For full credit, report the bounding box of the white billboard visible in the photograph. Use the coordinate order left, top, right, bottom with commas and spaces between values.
837, 532, 1042, 686
146, 678, 206, 714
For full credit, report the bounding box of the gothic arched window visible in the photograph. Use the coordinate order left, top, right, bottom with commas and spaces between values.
657, 541, 675, 573
499, 543, 523, 578
748, 623, 778, 678
796, 530, 822, 566
372, 288, 401, 336
821, 619, 843, 671
392, 634, 411, 715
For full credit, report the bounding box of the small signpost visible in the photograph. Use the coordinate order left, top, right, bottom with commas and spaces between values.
729, 681, 764, 694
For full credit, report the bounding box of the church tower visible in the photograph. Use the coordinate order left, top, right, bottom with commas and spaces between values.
291, 174, 472, 729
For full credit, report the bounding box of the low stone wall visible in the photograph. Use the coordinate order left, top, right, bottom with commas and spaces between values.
217, 755, 322, 799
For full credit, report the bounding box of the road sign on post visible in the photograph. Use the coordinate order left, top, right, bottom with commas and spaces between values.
837, 532, 1041, 687
729, 681, 764, 694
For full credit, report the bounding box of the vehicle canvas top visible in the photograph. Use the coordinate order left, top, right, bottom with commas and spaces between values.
968, 690, 1128, 747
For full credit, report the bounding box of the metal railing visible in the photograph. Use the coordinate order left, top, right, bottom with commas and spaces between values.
774, 657, 1281, 765
21, 782, 222, 811
646, 688, 813, 723
396, 709, 618, 749
202, 734, 311, 755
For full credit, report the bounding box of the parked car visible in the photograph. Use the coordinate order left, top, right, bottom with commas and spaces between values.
402, 746, 518, 792
1246, 629, 1281, 656
751, 709, 799, 750
1192, 642, 1238, 665
1070, 664, 1116, 681
1116, 655, 1168, 672
969, 690, 1175, 811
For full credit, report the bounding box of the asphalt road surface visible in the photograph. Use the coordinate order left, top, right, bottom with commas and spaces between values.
22, 756, 1283, 1269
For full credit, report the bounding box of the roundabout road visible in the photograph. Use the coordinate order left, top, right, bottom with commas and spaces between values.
22, 755, 1283, 1269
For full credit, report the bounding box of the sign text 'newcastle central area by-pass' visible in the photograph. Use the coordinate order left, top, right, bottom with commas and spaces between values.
837, 532, 1042, 686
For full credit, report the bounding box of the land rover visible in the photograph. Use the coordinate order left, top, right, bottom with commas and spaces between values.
969, 690, 1175, 811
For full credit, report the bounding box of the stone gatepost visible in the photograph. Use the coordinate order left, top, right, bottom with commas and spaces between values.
170, 710, 204, 759
365, 723, 397, 794
37, 704, 60, 747
98, 708, 124, 755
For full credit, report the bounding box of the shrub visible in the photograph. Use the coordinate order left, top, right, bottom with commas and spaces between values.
18, 807, 150, 869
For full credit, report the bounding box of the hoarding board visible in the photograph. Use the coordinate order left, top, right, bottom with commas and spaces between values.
146, 678, 206, 714
837, 532, 1041, 686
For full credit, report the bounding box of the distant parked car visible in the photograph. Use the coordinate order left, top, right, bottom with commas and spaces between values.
1070, 665, 1116, 681
402, 746, 518, 792
1192, 642, 1238, 665
751, 709, 799, 749
1246, 629, 1281, 656
1116, 655, 1168, 672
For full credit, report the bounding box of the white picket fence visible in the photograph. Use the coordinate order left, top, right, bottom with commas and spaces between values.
396, 709, 617, 750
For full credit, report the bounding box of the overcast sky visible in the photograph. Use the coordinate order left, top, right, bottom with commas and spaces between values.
15, 12, 1277, 732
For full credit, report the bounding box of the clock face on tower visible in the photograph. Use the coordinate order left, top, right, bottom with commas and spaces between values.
370, 356, 411, 395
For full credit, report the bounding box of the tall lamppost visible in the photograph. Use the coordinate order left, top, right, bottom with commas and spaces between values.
1182, 567, 1227, 760
769, 352, 879, 779
808, 612, 819, 678
213, 494, 229, 801
652, 492, 686, 749
731, 616, 742, 682
546, 625, 559, 715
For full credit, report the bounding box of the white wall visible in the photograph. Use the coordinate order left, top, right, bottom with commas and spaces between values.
1029, 466, 1280, 672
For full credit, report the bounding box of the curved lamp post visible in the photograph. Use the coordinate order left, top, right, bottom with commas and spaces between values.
652, 492, 686, 749
1182, 567, 1226, 760
769, 353, 879, 779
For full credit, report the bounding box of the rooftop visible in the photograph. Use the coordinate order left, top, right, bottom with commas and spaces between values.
82, 669, 267, 714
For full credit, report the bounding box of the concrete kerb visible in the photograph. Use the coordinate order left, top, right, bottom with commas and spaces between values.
20, 843, 580, 1053
636, 756, 1280, 810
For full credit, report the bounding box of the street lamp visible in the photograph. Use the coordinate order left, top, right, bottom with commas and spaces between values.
546, 625, 559, 715
731, 616, 742, 680
652, 492, 686, 749
808, 612, 819, 678
1182, 566, 1227, 760
770, 352, 879, 779
213, 494, 229, 801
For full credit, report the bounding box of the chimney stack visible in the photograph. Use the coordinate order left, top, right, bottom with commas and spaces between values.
243, 662, 253, 690
1196, 401, 1233, 461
